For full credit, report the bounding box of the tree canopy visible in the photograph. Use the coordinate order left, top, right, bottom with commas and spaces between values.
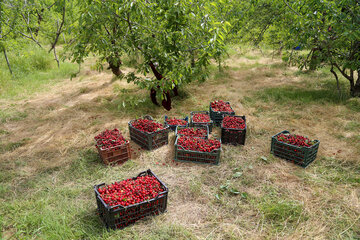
1, 0, 359, 110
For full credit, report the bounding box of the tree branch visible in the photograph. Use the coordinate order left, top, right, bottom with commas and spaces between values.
19, 11, 43, 48
283, 0, 301, 16
330, 64, 341, 98
17, 31, 43, 48
334, 63, 353, 82
49, 1, 65, 53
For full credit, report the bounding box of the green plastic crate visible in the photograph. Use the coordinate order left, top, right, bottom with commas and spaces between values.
174, 137, 221, 165
128, 118, 170, 150
175, 126, 209, 139
270, 130, 320, 168
190, 111, 213, 133
164, 116, 189, 131
209, 101, 235, 126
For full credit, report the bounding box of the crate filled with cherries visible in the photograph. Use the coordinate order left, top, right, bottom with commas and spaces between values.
271, 130, 320, 168
190, 111, 213, 133
94, 169, 168, 230
175, 126, 209, 139
209, 100, 235, 126
221, 115, 247, 145
94, 128, 131, 165
174, 136, 221, 165
164, 116, 189, 131
128, 116, 169, 150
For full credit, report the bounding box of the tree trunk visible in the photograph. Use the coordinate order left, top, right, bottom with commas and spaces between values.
149, 62, 163, 80
150, 88, 159, 106
190, 50, 195, 68
162, 91, 172, 111
3, 49, 12, 75
148, 62, 162, 105
173, 85, 179, 96
53, 47, 60, 68
148, 62, 176, 109
351, 78, 360, 97
330, 65, 341, 98
108, 60, 122, 76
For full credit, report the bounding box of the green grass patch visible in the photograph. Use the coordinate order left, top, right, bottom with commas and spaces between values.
104, 87, 158, 118
344, 121, 360, 131
299, 157, 360, 185
0, 138, 29, 154
0, 129, 10, 135
259, 198, 304, 227
346, 98, 360, 112
0, 44, 78, 99
257, 86, 344, 104
0, 109, 28, 123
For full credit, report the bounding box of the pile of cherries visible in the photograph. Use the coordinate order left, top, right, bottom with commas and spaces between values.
277, 133, 315, 147
211, 100, 234, 112
222, 116, 246, 129
94, 129, 126, 150
177, 136, 221, 152
177, 128, 207, 138
192, 113, 211, 123
132, 119, 164, 133
166, 117, 187, 126
98, 176, 164, 207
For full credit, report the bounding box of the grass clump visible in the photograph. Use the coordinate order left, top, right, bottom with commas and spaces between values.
0, 109, 28, 123
0, 138, 29, 153
259, 198, 304, 228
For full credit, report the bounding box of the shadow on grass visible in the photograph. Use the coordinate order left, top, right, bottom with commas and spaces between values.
103, 87, 192, 117
255, 82, 360, 112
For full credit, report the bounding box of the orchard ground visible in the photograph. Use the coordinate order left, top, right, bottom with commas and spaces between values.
0, 46, 360, 239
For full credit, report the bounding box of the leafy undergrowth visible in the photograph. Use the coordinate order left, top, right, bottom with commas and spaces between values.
0, 47, 359, 239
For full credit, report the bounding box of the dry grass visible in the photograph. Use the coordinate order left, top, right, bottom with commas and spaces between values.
0, 47, 359, 239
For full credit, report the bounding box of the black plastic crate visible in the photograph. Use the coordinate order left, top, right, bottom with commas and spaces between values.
174, 137, 221, 165
94, 169, 168, 230
175, 126, 209, 139
164, 116, 189, 131
128, 117, 169, 150
221, 115, 246, 145
270, 130, 320, 168
190, 111, 213, 133
209, 101, 235, 126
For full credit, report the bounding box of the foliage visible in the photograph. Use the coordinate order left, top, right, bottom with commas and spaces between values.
237, 0, 360, 97
67, 0, 230, 109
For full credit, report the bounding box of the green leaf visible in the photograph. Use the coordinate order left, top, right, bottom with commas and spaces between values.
220, 184, 228, 191
240, 192, 248, 199
232, 172, 243, 178
229, 188, 240, 195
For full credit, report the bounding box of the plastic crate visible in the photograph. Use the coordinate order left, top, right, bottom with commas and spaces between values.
128, 117, 169, 150
221, 115, 246, 145
94, 169, 168, 230
174, 137, 221, 165
164, 116, 189, 131
175, 126, 209, 139
96, 141, 131, 165
209, 101, 235, 126
190, 111, 213, 133
270, 130, 320, 168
